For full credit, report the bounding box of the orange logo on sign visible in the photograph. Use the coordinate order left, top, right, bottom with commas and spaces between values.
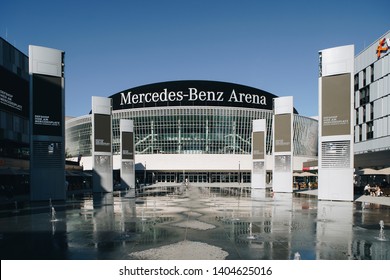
376, 38, 389, 58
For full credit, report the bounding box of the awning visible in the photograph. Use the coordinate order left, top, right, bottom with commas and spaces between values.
301, 171, 317, 177
293, 171, 317, 177
378, 167, 390, 175
357, 168, 382, 175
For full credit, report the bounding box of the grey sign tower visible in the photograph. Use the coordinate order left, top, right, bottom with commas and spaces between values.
272, 96, 294, 193
251, 119, 266, 189
120, 119, 135, 190
91, 96, 113, 193
29, 45, 65, 201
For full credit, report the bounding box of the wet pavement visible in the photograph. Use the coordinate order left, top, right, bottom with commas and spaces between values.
0, 185, 389, 260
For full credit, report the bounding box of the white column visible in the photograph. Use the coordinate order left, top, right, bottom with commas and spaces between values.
272, 96, 294, 193
252, 119, 266, 189
318, 45, 354, 201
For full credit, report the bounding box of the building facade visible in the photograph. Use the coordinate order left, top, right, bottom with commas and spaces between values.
0, 37, 30, 196
66, 80, 318, 185
354, 30, 390, 169
0, 38, 30, 159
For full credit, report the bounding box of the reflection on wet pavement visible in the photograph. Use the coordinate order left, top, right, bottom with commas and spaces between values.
0, 186, 389, 260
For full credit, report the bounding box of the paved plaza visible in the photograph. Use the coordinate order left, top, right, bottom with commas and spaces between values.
0, 185, 389, 260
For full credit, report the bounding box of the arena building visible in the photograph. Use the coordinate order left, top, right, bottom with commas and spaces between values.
65, 80, 318, 185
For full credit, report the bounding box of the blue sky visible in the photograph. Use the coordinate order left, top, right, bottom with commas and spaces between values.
1, 0, 389, 117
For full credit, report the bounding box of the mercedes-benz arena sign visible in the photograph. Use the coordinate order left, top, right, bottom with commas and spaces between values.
109, 80, 298, 113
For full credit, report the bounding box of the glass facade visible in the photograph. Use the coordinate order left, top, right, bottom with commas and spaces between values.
65, 115, 92, 158
66, 106, 318, 158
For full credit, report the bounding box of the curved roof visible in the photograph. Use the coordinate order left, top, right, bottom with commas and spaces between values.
108, 80, 299, 114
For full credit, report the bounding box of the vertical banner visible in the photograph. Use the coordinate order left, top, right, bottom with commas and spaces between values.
92, 96, 113, 193
274, 114, 292, 153
321, 74, 351, 137
120, 119, 135, 192
252, 119, 266, 189
318, 45, 354, 201
29, 45, 65, 201
272, 96, 293, 193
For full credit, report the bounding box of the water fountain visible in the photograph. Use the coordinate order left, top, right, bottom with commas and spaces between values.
294, 252, 301, 260
377, 220, 386, 241
50, 207, 58, 222
12, 201, 19, 213
321, 206, 327, 221
51, 221, 56, 235
246, 223, 256, 240
212, 193, 217, 207
231, 209, 240, 221
141, 207, 147, 221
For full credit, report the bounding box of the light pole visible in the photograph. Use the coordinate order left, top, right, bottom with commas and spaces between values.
239, 161, 243, 197
238, 161, 241, 185
144, 162, 147, 186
